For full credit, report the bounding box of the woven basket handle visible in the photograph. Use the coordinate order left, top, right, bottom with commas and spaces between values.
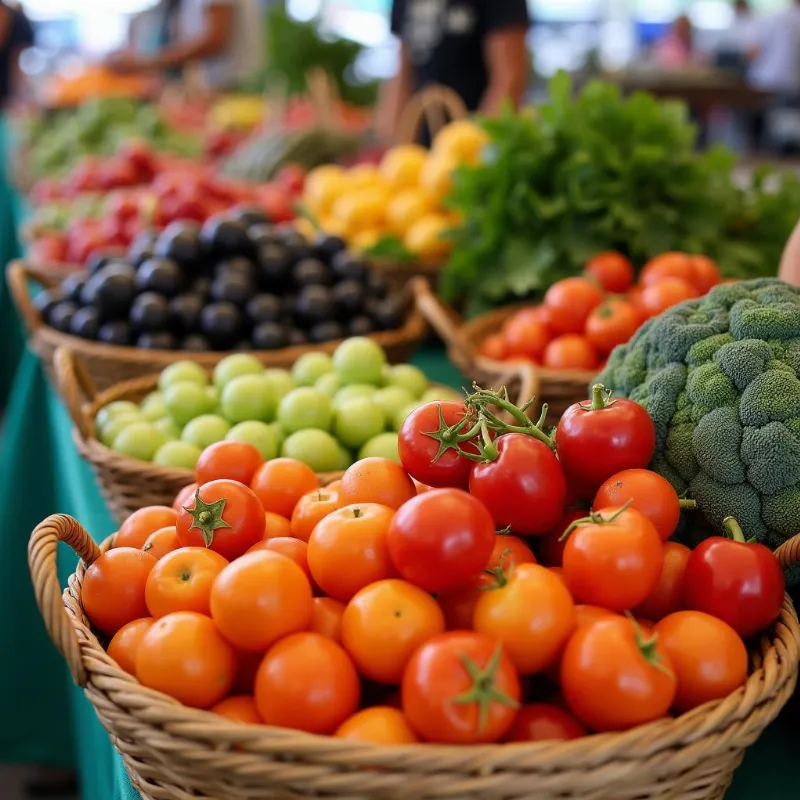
413, 278, 475, 364
501, 359, 541, 418
28, 514, 102, 688
53, 347, 98, 441
397, 85, 468, 145
775, 533, 800, 572
6, 260, 42, 333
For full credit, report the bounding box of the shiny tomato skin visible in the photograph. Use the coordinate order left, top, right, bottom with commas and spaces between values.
172, 484, 198, 514
544, 278, 604, 335
401, 631, 521, 744
633, 541, 691, 621
655, 611, 748, 712
505, 703, 587, 742
398, 402, 477, 489
469, 434, 566, 535
563, 506, 663, 611
556, 392, 656, 495
682, 534, 785, 638
116, 506, 178, 550
194, 441, 264, 486
585, 299, 640, 356
583, 252, 634, 294
560, 616, 677, 732
176, 479, 266, 560
335, 706, 419, 743
386, 489, 495, 593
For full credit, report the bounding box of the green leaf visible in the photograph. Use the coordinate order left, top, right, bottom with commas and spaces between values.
364, 235, 416, 263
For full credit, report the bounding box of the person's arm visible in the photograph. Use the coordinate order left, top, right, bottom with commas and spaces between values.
779, 219, 800, 287
479, 0, 530, 114
376, 43, 413, 145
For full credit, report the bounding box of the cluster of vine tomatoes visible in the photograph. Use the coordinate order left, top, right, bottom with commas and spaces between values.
79, 384, 785, 745
479, 251, 724, 371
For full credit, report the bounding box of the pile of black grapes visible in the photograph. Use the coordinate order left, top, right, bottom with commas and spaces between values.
34, 210, 407, 351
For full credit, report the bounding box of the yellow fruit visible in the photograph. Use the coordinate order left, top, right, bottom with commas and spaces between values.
386, 188, 437, 236
294, 218, 317, 240
420, 154, 457, 204
318, 215, 347, 238
432, 120, 489, 165
351, 228, 384, 252
346, 164, 384, 191
404, 213, 453, 260
379, 145, 427, 189
332, 187, 388, 235
304, 165, 347, 215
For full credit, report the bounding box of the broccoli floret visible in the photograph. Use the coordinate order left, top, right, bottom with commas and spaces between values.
596, 278, 800, 582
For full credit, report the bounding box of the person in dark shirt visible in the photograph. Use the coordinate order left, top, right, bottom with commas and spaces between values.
0, 1, 33, 108
378, 0, 530, 143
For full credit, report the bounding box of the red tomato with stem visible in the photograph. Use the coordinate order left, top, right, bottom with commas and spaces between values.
398, 401, 479, 489
562, 505, 664, 611
401, 631, 521, 744
386, 489, 495, 594
176, 480, 266, 560
505, 703, 587, 742
469, 433, 566, 536
682, 517, 785, 638
556, 385, 656, 496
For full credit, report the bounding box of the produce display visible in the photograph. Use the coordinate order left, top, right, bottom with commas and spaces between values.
300, 119, 486, 258
92, 339, 459, 472
598, 278, 800, 582
441, 73, 800, 315
78, 386, 785, 745
43, 65, 152, 107
32, 213, 416, 351
479, 251, 722, 371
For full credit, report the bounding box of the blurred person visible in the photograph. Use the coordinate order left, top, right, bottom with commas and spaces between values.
128, 0, 184, 54
377, 0, 530, 144
654, 15, 695, 69
107, 0, 263, 90
780, 217, 800, 286
0, 0, 32, 108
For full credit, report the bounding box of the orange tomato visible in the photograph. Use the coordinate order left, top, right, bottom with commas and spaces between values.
251, 458, 319, 518
488, 533, 537, 575
307, 503, 396, 602
247, 537, 313, 584
325, 479, 342, 493
210, 695, 263, 724
172, 483, 198, 514
633, 542, 692, 622
655, 611, 748, 712
141, 525, 180, 561
690, 255, 721, 293
473, 563, 576, 675
107, 617, 154, 675
585, 299, 641, 356
505, 702, 587, 742
335, 707, 419, 744
338, 457, 416, 510
478, 333, 509, 360
502, 316, 550, 362
543, 278, 604, 335
263, 511, 292, 539
255, 632, 361, 734
135, 611, 238, 709
583, 252, 635, 293
310, 596, 346, 643
290, 488, 339, 542
195, 440, 264, 486
341, 579, 445, 684
640, 278, 699, 318
210, 550, 313, 652
116, 506, 178, 549
639, 252, 696, 288
145, 547, 228, 618
549, 566, 566, 583
81, 547, 156, 636
543, 335, 598, 370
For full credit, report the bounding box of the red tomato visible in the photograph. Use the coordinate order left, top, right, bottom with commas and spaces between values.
542, 335, 598, 371
640, 278, 698, 318
655, 611, 748, 712
543, 278, 604, 335
401, 631, 521, 744
488, 533, 537, 573
639, 252, 696, 287
690, 255, 721, 294
562, 506, 664, 611
398, 402, 478, 489
594, 469, 689, 541
583, 252, 635, 293
176, 480, 266, 560
503, 316, 551, 362
478, 333, 509, 361
633, 542, 692, 621
560, 616, 677, 731
386, 489, 495, 593
172, 483, 198, 514
556, 385, 656, 495
436, 583, 484, 630
505, 703, 587, 742
469, 433, 566, 535
195, 441, 264, 486
537, 509, 586, 566
682, 518, 785, 638
585, 299, 641, 356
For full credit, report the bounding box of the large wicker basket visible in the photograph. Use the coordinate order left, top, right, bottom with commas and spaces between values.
53, 345, 538, 525
28, 514, 800, 800
7, 261, 429, 391
416, 294, 597, 424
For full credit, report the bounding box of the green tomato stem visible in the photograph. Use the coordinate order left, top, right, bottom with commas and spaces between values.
559, 499, 634, 542
679, 498, 697, 511
722, 516, 747, 543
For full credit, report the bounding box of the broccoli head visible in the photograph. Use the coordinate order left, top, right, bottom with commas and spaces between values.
598, 279, 800, 580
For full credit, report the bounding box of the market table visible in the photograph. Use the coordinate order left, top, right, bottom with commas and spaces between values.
2, 344, 800, 800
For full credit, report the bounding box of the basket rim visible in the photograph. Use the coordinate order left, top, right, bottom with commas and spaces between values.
59, 533, 800, 764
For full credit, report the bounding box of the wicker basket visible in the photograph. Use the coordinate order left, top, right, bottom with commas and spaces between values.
28, 515, 800, 800
416, 293, 597, 424
6, 261, 429, 391
53, 344, 538, 525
